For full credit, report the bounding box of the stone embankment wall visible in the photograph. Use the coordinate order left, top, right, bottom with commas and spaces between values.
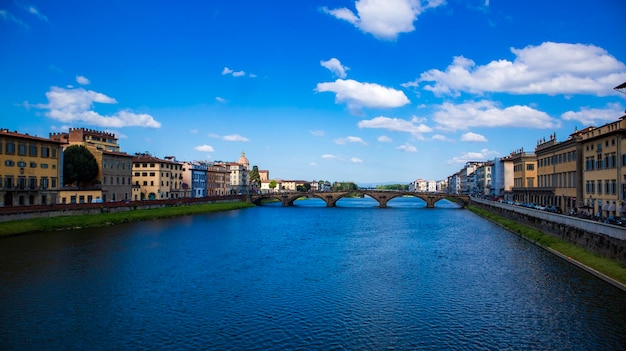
471, 198, 626, 265
0, 195, 245, 223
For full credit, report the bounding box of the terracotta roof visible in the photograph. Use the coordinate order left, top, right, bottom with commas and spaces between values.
0, 129, 64, 144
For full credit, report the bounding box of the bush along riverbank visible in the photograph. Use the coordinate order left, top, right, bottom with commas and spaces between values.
467, 205, 626, 289
0, 201, 255, 237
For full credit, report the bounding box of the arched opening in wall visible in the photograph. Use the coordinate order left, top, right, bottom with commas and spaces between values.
434, 198, 463, 209
387, 195, 426, 208
335, 195, 378, 208
292, 198, 325, 207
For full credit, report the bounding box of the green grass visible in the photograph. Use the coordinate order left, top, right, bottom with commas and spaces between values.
468, 205, 626, 286
0, 201, 255, 237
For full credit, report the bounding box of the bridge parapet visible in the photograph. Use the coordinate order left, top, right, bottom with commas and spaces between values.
250, 191, 470, 208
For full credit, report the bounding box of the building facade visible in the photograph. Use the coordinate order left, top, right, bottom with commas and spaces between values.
579, 116, 626, 218
132, 153, 183, 200
0, 129, 63, 206
50, 128, 132, 202
207, 163, 230, 196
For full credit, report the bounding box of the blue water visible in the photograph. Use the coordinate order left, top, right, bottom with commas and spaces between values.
1, 197, 625, 350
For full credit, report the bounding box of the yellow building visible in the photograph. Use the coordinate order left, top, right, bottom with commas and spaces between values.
579, 115, 626, 218
534, 129, 586, 214
132, 153, 183, 200
502, 149, 537, 203
50, 128, 132, 202
0, 129, 63, 206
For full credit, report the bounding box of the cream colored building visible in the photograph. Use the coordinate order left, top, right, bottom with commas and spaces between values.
132, 153, 183, 200
0, 129, 63, 206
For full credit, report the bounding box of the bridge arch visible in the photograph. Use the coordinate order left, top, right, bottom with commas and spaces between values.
250, 191, 469, 208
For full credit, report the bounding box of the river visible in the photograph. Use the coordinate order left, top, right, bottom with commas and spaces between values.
1, 197, 625, 350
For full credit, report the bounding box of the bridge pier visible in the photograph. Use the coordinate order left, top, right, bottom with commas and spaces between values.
425, 196, 436, 208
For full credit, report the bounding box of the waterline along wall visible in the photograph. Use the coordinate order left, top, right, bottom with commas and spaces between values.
471, 198, 626, 265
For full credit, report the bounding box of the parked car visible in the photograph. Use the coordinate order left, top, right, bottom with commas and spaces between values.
545, 205, 562, 214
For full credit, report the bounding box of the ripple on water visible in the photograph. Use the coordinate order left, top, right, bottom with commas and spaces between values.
0, 204, 625, 350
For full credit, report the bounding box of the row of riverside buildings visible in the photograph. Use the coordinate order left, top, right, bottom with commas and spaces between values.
441, 82, 626, 219
0, 127, 257, 206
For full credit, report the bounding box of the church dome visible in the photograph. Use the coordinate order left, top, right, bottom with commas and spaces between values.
238, 151, 249, 165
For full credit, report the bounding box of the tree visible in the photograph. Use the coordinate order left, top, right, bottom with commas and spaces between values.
63, 145, 99, 187
269, 180, 277, 191
249, 165, 260, 189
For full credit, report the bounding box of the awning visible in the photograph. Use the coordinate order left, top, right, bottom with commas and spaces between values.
618, 205, 625, 214
609, 204, 616, 212
602, 203, 609, 211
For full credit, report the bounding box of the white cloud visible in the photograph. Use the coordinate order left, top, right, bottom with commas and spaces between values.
432, 100, 560, 131
432, 134, 453, 141
222, 66, 253, 78
189, 129, 199, 134
321, 58, 349, 78
194, 144, 215, 152
561, 103, 624, 125
358, 115, 433, 138
223, 134, 250, 142
215, 96, 227, 103
32, 86, 161, 128
322, 154, 362, 163
316, 79, 410, 111
461, 132, 488, 142
334, 136, 367, 145
409, 42, 626, 96
310, 130, 326, 137
28, 6, 48, 22
322, 154, 339, 159
322, 0, 444, 40
396, 143, 417, 152
447, 148, 500, 165
76, 75, 90, 85
377, 135, 392, 142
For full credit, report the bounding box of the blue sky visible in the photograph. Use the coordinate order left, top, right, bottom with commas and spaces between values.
2, 0, 626, 184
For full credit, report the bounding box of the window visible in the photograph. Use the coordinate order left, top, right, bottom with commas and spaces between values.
17, 161, 26, 167
41, 177, 49, 189
29, 145, 37, 157
526, 164, 534, 171
30, 162, 37, 168
6, 142, 15, 154
51, 148, 57, 158
51, 178, 57, 188
5, 160, 14, 167
18, 144, 26, 156
29, 177, 37, 189
41, 163, 48, 169
149, 172, 155, 176
41, 147, 49, 158
597, 180, 602, 195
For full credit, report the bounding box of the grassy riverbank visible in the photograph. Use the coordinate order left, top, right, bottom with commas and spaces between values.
468, 205, 626, 286
0, 201, 255, 237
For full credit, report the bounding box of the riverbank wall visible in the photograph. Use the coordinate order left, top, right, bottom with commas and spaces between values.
0, 195, 246, 223
471, 198, 626, 265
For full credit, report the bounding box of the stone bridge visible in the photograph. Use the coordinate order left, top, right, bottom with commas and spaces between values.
249, 191, 470, 208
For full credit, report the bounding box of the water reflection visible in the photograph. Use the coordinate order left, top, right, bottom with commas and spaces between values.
0, 200, 624, 350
